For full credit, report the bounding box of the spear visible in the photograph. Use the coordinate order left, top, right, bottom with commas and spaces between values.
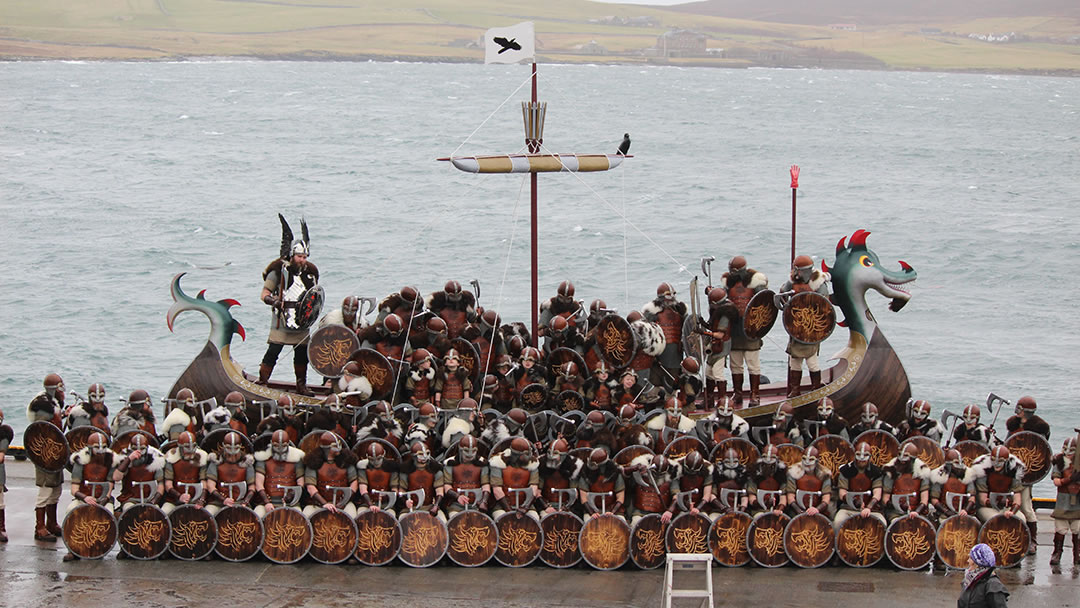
790, 165, 800, 264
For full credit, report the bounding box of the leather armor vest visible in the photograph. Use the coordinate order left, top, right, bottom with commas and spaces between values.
442, 375, 465, 401
406, 466, 437, 506
656, 307, 682, 343
440, 309, 468, 339
451, 463, 484, 490
364, 467, 393, 492
264, 459, 298, 499
316, 461, 349, 500
634, 480, 672, 513
172, 459, 203, 485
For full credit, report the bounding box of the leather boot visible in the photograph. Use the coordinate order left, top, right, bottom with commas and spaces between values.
749, 374, 761, 407
257, 363, 273, 385
63, 551, 79, 562
0, 510, 7, 542
1073, 534, 1079, 564
294, 364, 312, 396
716, 380, 727, 405
46, 502, 63, 537
34, 507, 55, 541
731, 374, 744, 406
1050, 532, 1064, 565
786, 369, 802, 398
704, 380, 715, 411
1027, 521, 1038, 555
809, 370, 822, 391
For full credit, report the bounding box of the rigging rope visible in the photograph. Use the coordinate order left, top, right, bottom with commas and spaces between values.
450, 72, 537, 160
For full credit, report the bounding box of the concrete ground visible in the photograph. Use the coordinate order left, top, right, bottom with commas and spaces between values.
1, 459, 1077, 608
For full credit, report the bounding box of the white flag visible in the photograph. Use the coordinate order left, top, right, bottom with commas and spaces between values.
485, 22, 535, 64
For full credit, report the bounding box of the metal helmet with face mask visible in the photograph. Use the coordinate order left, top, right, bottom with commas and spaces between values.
175, 387, 197, 414
366, 441, 386, 468
319, 431, 342, 460
1062, 437, 1076, 459
128, 389, 152, 412
715, 398, 734, 421
682, 450, 705, 475
587, 447, 609, 471
458, 435, 479, 464
707, 287, 728, 307
801, 446, 820, 470
425, 317, 447, 340
277, 394, 296, 417
617, 405, 637, 427
271, 430, 290, 459
127, 432, 149, 456
911, 399, 931, 422
372, 401, 392, 423
546, 438, 569, 469
792, 255, 814, 283
898, 442, 919, 463
990, 445, 1010, 471
383, 313, 404, 337
584, 410, 606, 433
760, 444, 779, 466
774, 402, 793, 426
665, 396, 682, 420
860, 402, 879, 425
88, 383, 106, 405
342, 295, 359, 325
854, 441, 872, 466
323, 393, 344, 414
88, 431, 110, 455
722, 448, 741, 471
178, 431, 197, 458
44, 373, 65, 397
817, 397, 834, 419
417, 402, 438, 428
456, 398, 479, 420
650, 454, 671, 477
224, 391, 245, 412
505, 408, 528, 434
411, 441, 432, 466
508, 437, 531, 465
444, 280, 463, 303
963, 404, 981, 427
656, 282, 676, 302
222, 431, 244, 460
945, 449, 965, 475
556, 280, 575, 304
1016, 396, 1037, 417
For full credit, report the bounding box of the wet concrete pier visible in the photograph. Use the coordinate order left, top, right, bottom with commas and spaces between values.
1, 460, 1076, 607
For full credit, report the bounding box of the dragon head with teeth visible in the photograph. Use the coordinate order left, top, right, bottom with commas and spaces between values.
824, 229, 917, 339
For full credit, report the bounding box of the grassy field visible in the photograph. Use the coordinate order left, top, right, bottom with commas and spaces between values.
0, 0, 1077, 74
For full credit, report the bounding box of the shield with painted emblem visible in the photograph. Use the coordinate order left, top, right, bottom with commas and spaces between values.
354, 509, 402, 566
580, 513, 630, 570
494, 511, 543, 567
398, 510, 448, 567
835, 513, 886, 568
66, 426, 110, 455
556, 390, 585, 414
450, 337, 482, 387
776, 443, 804, 468
666, 512, 711, 555
885, 514, 936, 570
201, 428, 253, 455
809, 434, 854, 478
112, 429, 160, 454
953, 440, 990, 467
308, 324, 361, 378
783, 512, 835, 568
747, 511, 789, 568
595, 315, 637, 369
711, 437, 759, 468
709, 511, 752, 567
852, 430, 900, 467
664, 435, 706, 461
539, 511, 583, 568
214, 505, 263, 562
629, 512, 667, 569
681, 314, 712, 365
261, 506, 312, 564
547, 347, 588, 382
284, 284, 324, 331
782, 291, 836, 344
979, 513, 1030, 568
117, 503, 171, 560
900, 436, 945, 470
300, 429, 345, 456
936, 514, 980, 570
614, 445, 654, 468
62, 503, 117, 560
518, 383, 549, 413
446, 509, 497, 567
1004, 431, 1052, 485
308, 508, 359, 564
168, 504, 218, 561
346, 348, 396, 400
23, 420, 69, 473
742, 289, 778, 340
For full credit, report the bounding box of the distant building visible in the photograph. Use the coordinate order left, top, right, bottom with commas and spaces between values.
589, 16, 660, 27
919, 28, 942, 35
578, 40, 607, 55
828, 23, 857, 31
655, 29, 707, 57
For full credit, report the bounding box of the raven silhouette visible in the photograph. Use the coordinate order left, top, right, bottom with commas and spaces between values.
617, 133, 631, 156
493, 37, 521, 54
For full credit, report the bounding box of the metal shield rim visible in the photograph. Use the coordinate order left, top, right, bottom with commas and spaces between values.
117, 503, 172, 560
579, 513, 630, 571
494, 511, 544, 568
885, 513, 936, 570
834, 513, 886, 568
782, 291, 836, 345
261, 507, 314, 564
62, 503, 117, 560
397, 511, 449, 568
213, 505, 264, 562
307, 323, 361, 378
24, 420, 70, 472
539, 511, 583, 569
746, 511, 789, 568
783, 512, 835, 569
445, 510, 498, 568
709, 510, 753, 567
308, 507, 359, 564
167, 504, 219, 561
353, 509, 402, 566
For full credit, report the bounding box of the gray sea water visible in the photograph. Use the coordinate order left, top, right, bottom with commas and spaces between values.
2, 62, 1078, 494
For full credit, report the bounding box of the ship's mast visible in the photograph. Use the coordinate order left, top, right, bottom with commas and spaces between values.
528, 62, 540, 346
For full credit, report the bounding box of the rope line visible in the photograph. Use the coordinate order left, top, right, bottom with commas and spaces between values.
450, 72, 537, 160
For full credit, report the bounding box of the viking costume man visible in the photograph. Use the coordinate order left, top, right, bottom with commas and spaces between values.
883, 443, 931, 522
613, 405, 653, 454
641, 282, 687, 388
405, 349, 437, 406
848, 402, 896, 438
722, 256, 768, 407
786, 446, 833, 518
582, 362, 615, 412
29, 373, 66, 541
489, 355, 518, 413
206, 432, 255, 516
953, 404, 995, 446
377, 286, 422, 329
538, 281, 585, 348
747, 444, 787, 516
577, 447, 625, 522
626, 454, 674, 525
833, 441, 886, 529
465, 310, 505, 378
972, 445, 1026, 526
672, 451, 716, 519
754, 402, 802, 449
929, 449, 977, 524
114, 433, 165, 514
426, 280, 477, 340
1050, 435, 1079, 565
259, 214, 319, 394
490, 437, 540, 521
442, 435, 491, 515
538, 438, 583, 515
804, 397, 850, 441
702, 287, 738, 410
163, 431, 208, 515
435, 349, 472, 410
254, 430, 305, 517
356, 441, 397, 517
66, 383, 111, 433
704, 397, 749, 447
161, 388, 202, 442
63, 432, 115, 561
645, 397, 696, 454
704, 449, 740, 517
319, 294, 367, 335
355, 401, 403, 450
303, 432, 358, 518
1005, 395, 1050, 553
776, 255, 830, 397
897, 399, 945, 442
404, 402, 441, 454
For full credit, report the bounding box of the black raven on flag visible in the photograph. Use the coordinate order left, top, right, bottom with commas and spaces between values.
493, 37, 522, 54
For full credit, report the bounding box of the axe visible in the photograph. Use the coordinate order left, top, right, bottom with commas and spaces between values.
940, 409, 961, 448
700, 256, 715, 288
358, 296, 377, 319
469, 279, 480, 304
985, 392, 1010, 439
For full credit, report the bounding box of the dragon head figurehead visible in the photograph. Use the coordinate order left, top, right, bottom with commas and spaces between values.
825, 229, 916, 340
167, 272, 246, 350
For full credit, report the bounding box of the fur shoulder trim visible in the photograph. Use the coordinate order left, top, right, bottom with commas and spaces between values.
568, 457, 585, 481
166, 447, 208, 467
441, 417, 473, 449
204, 406, 231, 425
162, 408, 191, 430
145, 447, 167, 473
731, 416, 750, 437
677, 415, 695, 433
788, 462, 805, 480
253, 445, 303, 463
645, 414, 666, 431
808, 271, 829, 292
71, 446, 96, 466
629, 453, 653, 468
884, 457, 931, 479
749, 271, 768, 290
641, 301, 663, 317
970, 453, 1024, 481
490, 453, 506, 469
930, 464, 976, 486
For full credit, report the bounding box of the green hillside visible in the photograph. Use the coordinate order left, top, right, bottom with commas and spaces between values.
0, 0, 1077, 74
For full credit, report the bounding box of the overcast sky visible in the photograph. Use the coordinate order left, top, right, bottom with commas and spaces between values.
589, 0, 693, 5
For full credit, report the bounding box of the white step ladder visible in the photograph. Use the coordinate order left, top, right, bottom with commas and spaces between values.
662, 553, 714, 608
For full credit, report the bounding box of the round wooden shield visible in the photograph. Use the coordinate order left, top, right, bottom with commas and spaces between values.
308, 508, 359, 564
518, 383, 549, 413
308, 323, 361, 378
978, 513, 1029, 568
900, 436, 945, 470
451, 337, 482, 387
809, 434, 855, 478
286, 284, 325, 331
494, 512, 543, 567
667, 512, 711, 556
352, 436, 401, 462
711, 437, 759, 468
539, 511, 583, 568
596, 315, 637, 369
580, 513, 630, 570
112, 429, 160, 453
885, 514, 936, 570
682, 314, 708, 366
66, 426, 110, 455
852, 430, 899, 467
214, 505, 263, 562
776, 443, 804, 468
62, 503, 117, 559
664, 435, 707, 461
261, 506, 313, 564
709, 511, 752, 567
117, 504, 171, 560
614, 444, 654, 467
782, 291, 835, 344
835, 514, 886, 568
1004, 431, 1052, 485
346, 348, 396, 400
936, 514, 980, 570
201, 427, 253, 454
556, 390, 586, 414
446, 510, 498, 567
299, 429, 345, 456
24, 420, 69, 472
742, 289, 778, 340
548, 347, 588, 382
168, 504, 217, 561
954, 440, 990, 467
489, 437, 539, 461
354, 508, 402, 566
783, 512, 835, 568
747, 511, 790, 568
629, 513, 667, 569
398, 511, 448, 567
